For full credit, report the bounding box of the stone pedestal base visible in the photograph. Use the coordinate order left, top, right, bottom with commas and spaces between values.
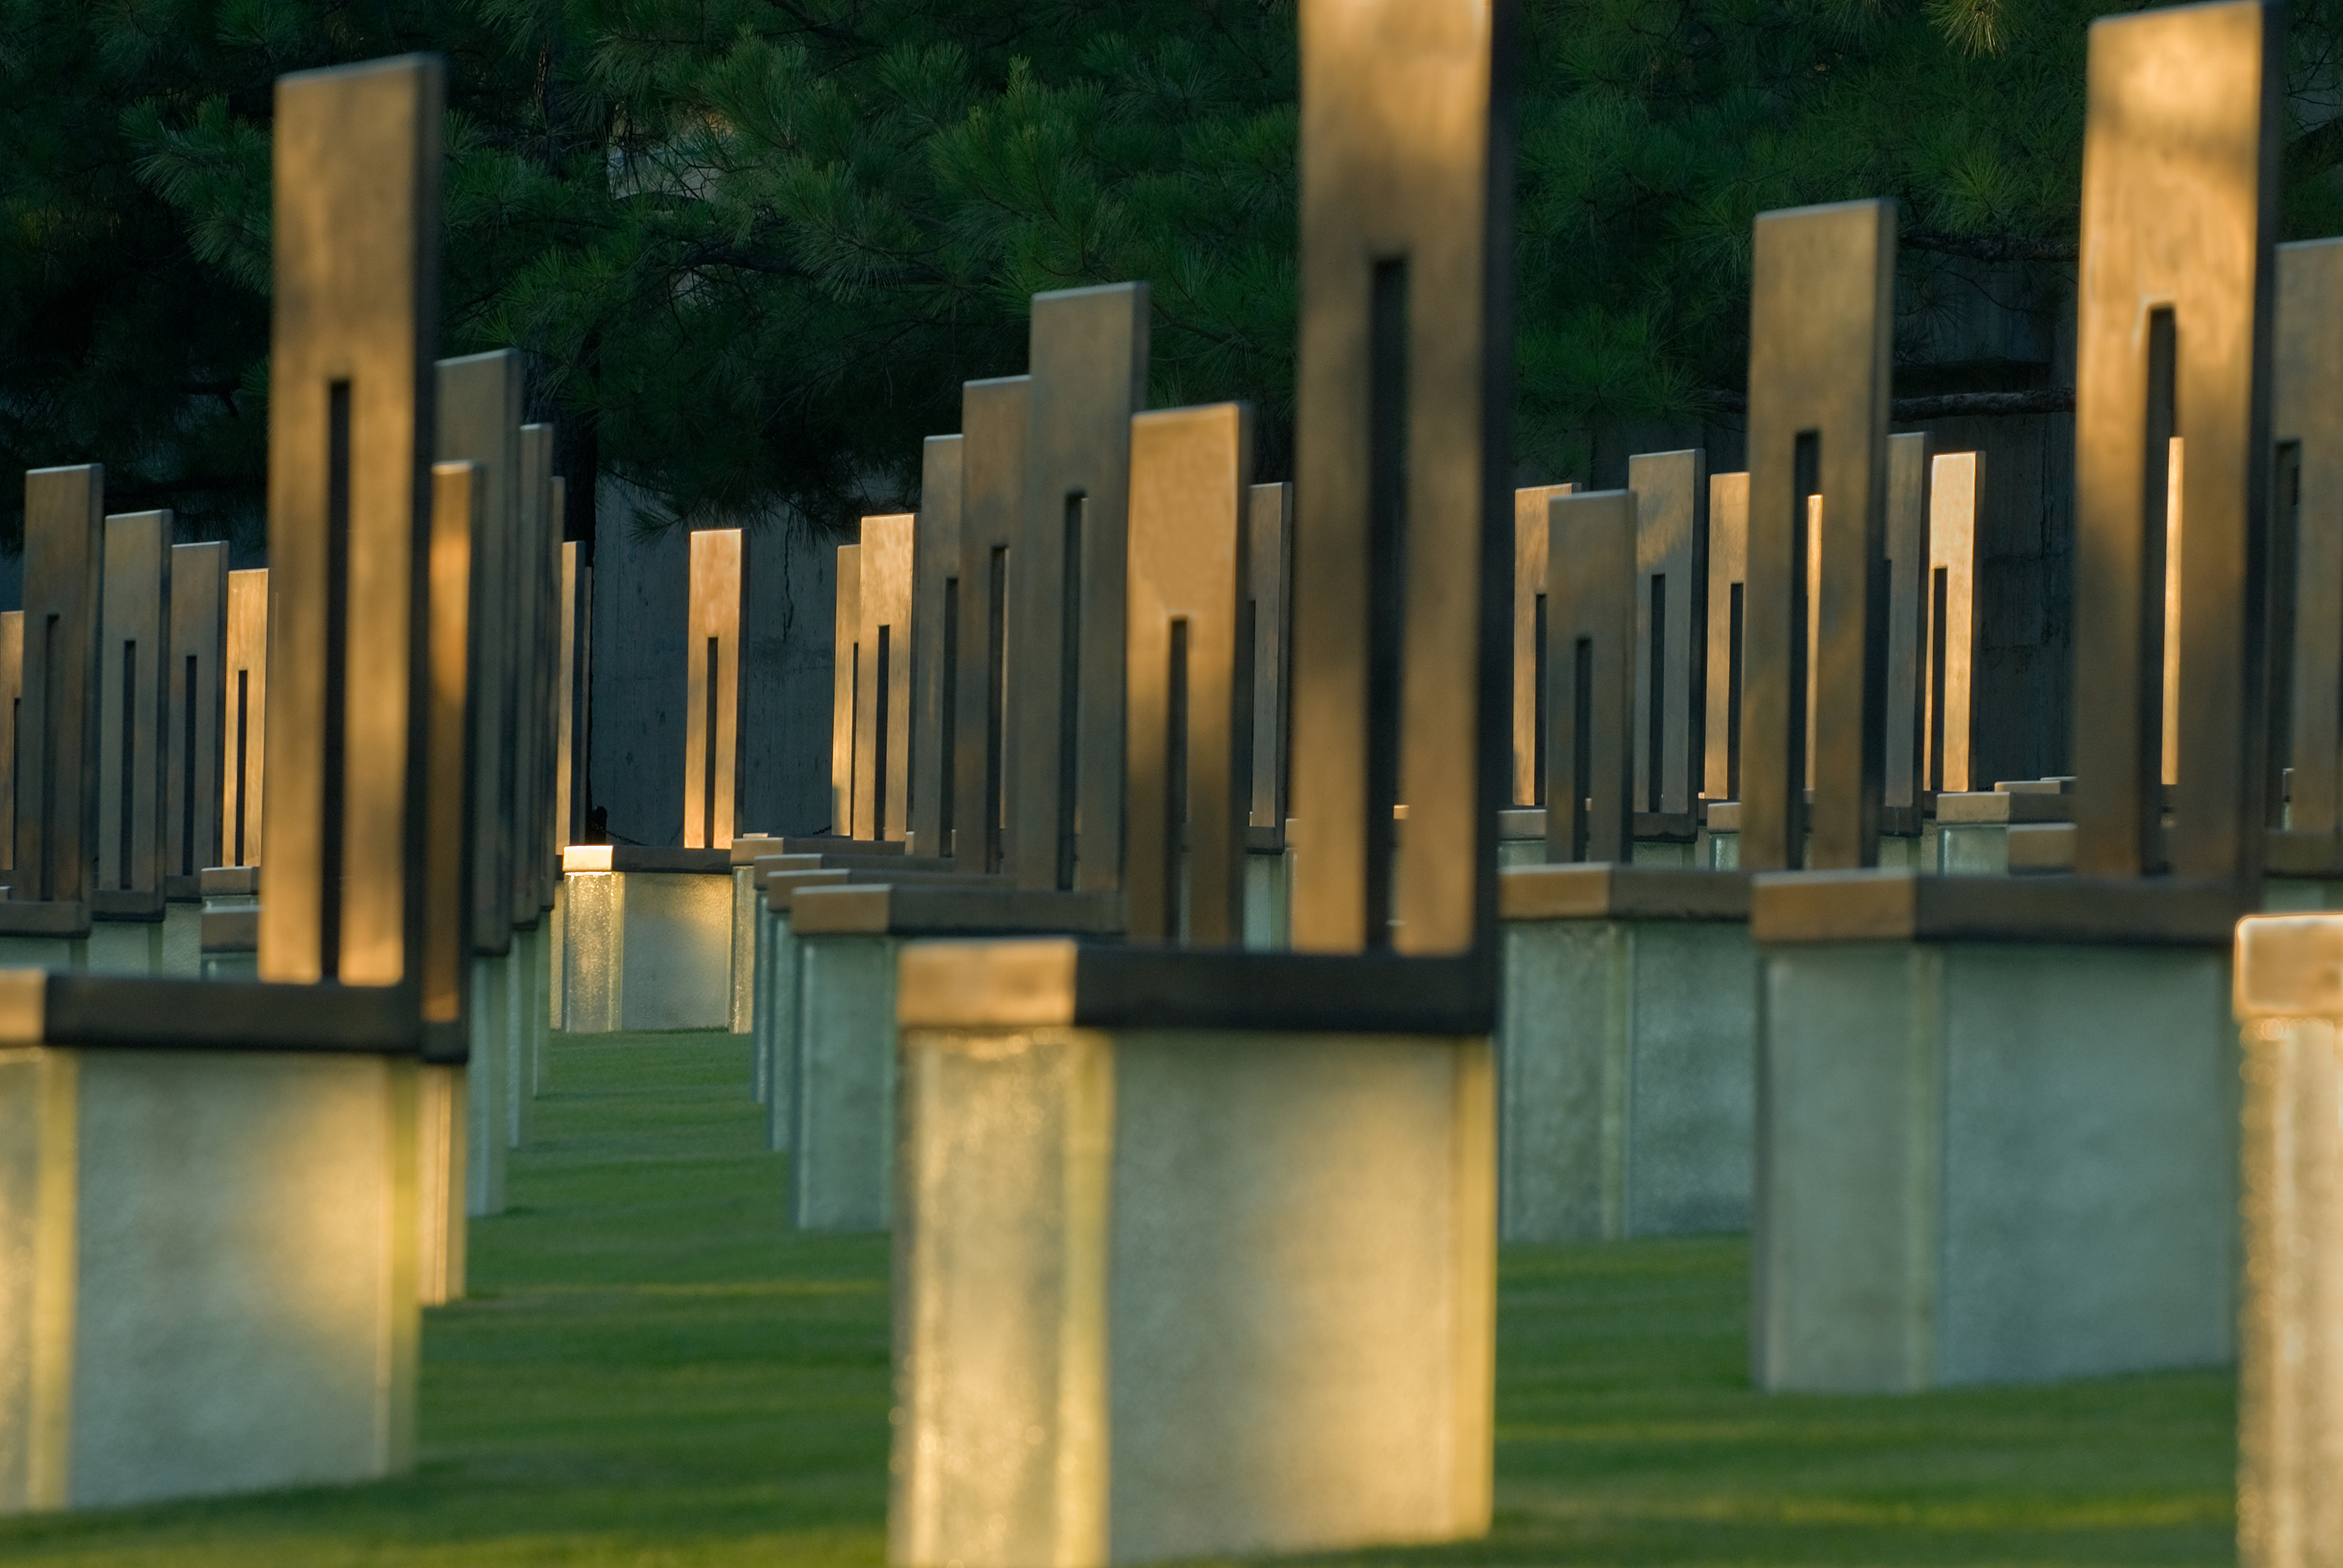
0, 1038, 418, 1512
559, 850, 733, 1033
893, 941, 1493, 1567
1497, 866, 1755, 1243
1752, 872, 2241, 1391
731, 864, 760, 1034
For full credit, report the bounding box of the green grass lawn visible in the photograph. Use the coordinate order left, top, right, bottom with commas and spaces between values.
1, 1030, 2233, 1566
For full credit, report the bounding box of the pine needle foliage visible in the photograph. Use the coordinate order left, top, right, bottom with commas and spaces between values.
6, 0, 2343, 541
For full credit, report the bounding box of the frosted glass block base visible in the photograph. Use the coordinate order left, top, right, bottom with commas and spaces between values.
1498, 916, 1756, 1242
465, 957, 506, 1219
159, 904, 202, 977
0, 1046, 418, 1513
1242, 848, 1289, 950
416, 1063, 467, 1305
0, 937, 86, 972
894, 1019, 1493, 1566
752, 903, 802, 1145
731, 866, 758, 1034
83, 921, 161, 977
792, 931, 901, 1231
1756, 939, 2235, 1391
2236, 916, 2343, 1565
559, 870, 732, 1033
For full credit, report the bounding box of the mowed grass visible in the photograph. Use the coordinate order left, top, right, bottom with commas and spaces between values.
2, 1031, 2233, 1566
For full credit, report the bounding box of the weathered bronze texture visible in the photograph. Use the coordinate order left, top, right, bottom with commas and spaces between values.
1882, 433, 1930, 810
1741, 198, 1895, 872
2274, 239, 2343, 840
222, 567, 267, 868
1500, 861, 1751, 922
1545, 490, 1637, 863
951, 377, 1028, 875
684, 528, 746, 848
166, 541, 228, 892
1629, 451, 1708, 819
260, 53, 440, 987
556, 539, 589, 850
831, 541, 859, 834
1702, 471, 1748, 803
1924, 451, 1984, 793
1292, 0, 1515, 961
15, 465, 102, 911
853, 513, 914, 842
1125, 402, 1254, 944
1009, 282, 1151, 894
1512, 482, 1576, 806
2071, 0, 2280, 883
435, 349, 521, 954
893, 937, 1490, 1035
424, 460, 479, 1043
907, 434, 962, 858
0, 611, 20, 874
1248, 480, 1294, 833
96, 509, 172, 913
1751, 867, 2249, 947
2163, 437, 2185, 792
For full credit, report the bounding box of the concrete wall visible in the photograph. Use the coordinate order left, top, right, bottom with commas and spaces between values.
587, 481, 838, 846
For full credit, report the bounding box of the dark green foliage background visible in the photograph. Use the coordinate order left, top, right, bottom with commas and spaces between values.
5, 0, 2342, 542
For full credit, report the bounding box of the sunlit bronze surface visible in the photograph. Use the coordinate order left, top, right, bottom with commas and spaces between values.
166, 541, 228, 892
1009, 282, 1151, 894
908, 435, 962, 858
1512, 483, 1575, 807
0, 610, 20, 874
1702, 471, 1748, 802
1292, 0, 1515, 963
1629, 452, 1707, 820
831, 542, 859, 835
1248, 481, 1294, 833
16, 466, 103, 913
684, 528, 746, 848
1741, 198, 1894, 871
261, 54, 440, 986
222, 567, 268, 868
1125, 402, 1253, 944
2275, 240, 2343, 843
853, 513, 914, 842
1882, 433, 1929, 809
951, 377, 1028, 875
96, 510, 171, 911
424, 461, 479, 1038
1924, 452, 1983, 793
555, 539, 588, 852
435, 350, 520, 955
1545, 489, 1636, 863
2071, 0, 2279, 881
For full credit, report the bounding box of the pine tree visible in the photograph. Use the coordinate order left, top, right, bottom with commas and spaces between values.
10, 0, 2343, 546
